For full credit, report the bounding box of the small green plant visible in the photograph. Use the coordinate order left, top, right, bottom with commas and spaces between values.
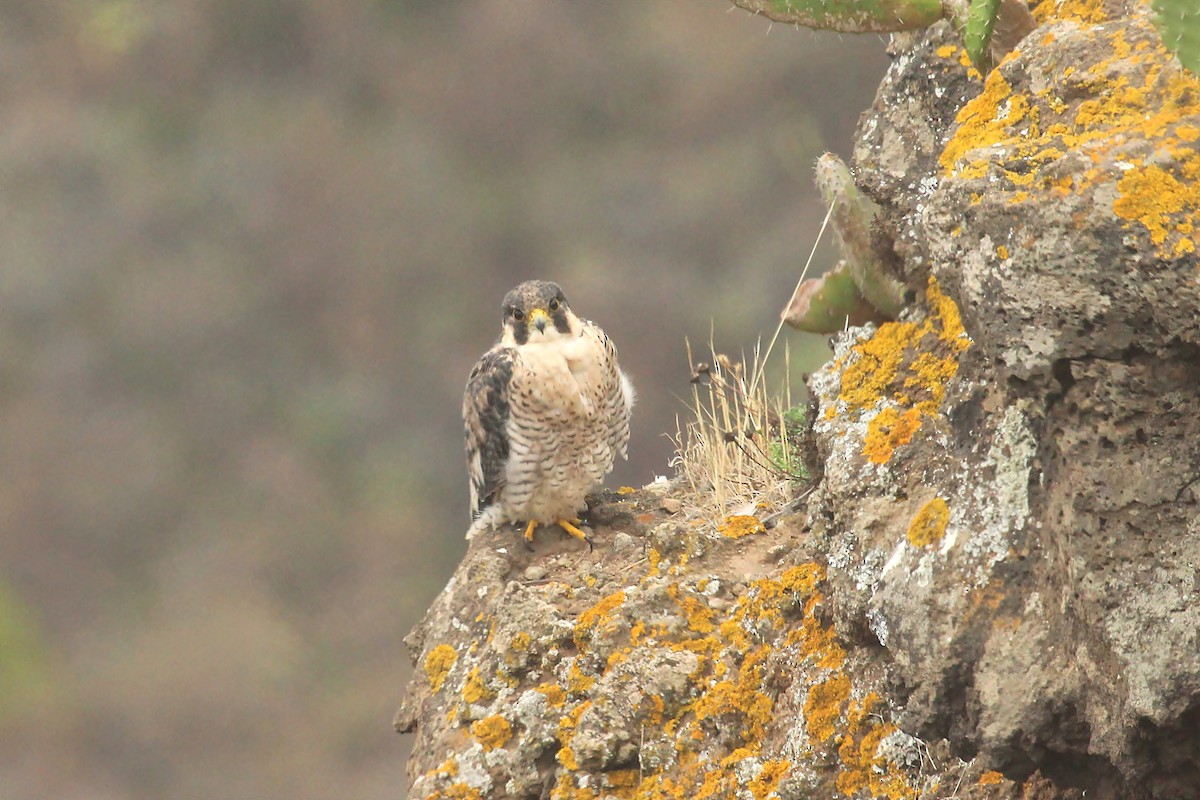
767, 404, 810, 483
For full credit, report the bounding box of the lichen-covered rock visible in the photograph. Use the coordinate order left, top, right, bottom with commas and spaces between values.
814, 0, 1200, 796
398, 486, 986, 799
927, 0, 1200, 378
399, 0, 1198, 798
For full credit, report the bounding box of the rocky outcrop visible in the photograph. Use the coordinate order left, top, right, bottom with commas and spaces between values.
397, 1, 1200, 798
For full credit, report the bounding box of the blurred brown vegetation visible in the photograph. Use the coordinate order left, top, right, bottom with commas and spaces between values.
0, 1, 886, 797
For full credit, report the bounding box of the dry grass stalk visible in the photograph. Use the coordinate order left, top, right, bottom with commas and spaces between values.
670, 337, 805, 521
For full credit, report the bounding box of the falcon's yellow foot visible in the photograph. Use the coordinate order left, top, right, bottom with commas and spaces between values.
522, 520, 538, 542
557, 518, 592, 545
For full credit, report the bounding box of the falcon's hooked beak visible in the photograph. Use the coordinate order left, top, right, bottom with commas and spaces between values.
529, 308, 550, 334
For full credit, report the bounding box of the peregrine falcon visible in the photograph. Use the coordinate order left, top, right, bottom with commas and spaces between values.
463, 280, 634, 544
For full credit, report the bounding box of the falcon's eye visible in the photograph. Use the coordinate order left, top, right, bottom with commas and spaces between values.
548, 298, 561, 312
510, 308, 524, 321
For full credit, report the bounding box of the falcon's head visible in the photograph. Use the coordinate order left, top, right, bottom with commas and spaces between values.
499, 280, 580, 346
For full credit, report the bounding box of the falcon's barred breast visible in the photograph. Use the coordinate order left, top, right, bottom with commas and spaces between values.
463, 280, 634, 543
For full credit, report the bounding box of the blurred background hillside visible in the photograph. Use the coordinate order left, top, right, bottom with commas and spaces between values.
0, 1, 887, 797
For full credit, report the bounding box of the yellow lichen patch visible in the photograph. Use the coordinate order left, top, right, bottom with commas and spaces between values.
907, 497, 951, 548
461, 667, 495, 705
669, 583, 717, 634
939, 72, 1023, 178
556, 748, 580, 772
617, 486, 637, 494
469, 715, 512, 751
792, 600, 847, 671
691, 646, 775, 741
535, 560, 920, 800
607, 768, 639, 791
647, 547, 663, 577
717, 514, 766, 539
424, 783, 485, 800
942, 10, 1200, 259
779, 562, 825, 596
834, 278, 970, 465
1114, 162, 1200, 253
573, 590, 626, 646
834, 692, 916, 799
566, 660, 596, 694
863, 406, 927, 465
979, 770, 1006, 784
1032, 0, 1107, 24
747, 759, 792, 799
549, 772, 599, 800
837, 324, 916, 411
555, 700, 591, 774
645, 693, 666, 725
996, 244, 1010, 259
805, 673, 852, 743
424, 644, 457, 693
501, 631, 534, 671
535, 681, 567, 708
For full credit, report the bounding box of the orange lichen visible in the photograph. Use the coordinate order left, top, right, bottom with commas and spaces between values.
863, 406, 926, 465
692, 646, 775, 740
461, 667, 495, 705
1114, 163, 1200, 254
716, 514, 765, 539
907, 497, 951, 548
996, 244, 1010, 259
574, 590, 626, 646
424, 644, 457, 693
941, 10, 1200, 259
980, 770, 1006, 785
469, 715, 512, 751
792, 602, 847, 670
780, 562, 825, 596
833, 692, 916, 799
834, 278, 970, 465
647, 547, 663, 577
805, 673, 852, 743
549, 773, 599, 800
747, 759, 793, 798
608, 769, 639, 789
423, 783, 484, 800
939, 73, 1026, 178
555, 700, 591, 771
536, 682, 567, 708
566, 660, 596, 694
669, 583, 717, 634
1032, 0, 1107, 25
466, 559, 919, 800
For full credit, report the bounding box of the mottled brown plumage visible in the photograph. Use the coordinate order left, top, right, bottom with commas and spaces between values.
463, 280, 633, 543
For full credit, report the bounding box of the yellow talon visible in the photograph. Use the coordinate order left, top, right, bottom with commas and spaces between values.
523, 520, 538, 542
557, 519, 590, 543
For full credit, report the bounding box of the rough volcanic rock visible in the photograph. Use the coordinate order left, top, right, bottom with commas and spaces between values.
398, 1, 1199, 798
820, 0, 1200, 795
